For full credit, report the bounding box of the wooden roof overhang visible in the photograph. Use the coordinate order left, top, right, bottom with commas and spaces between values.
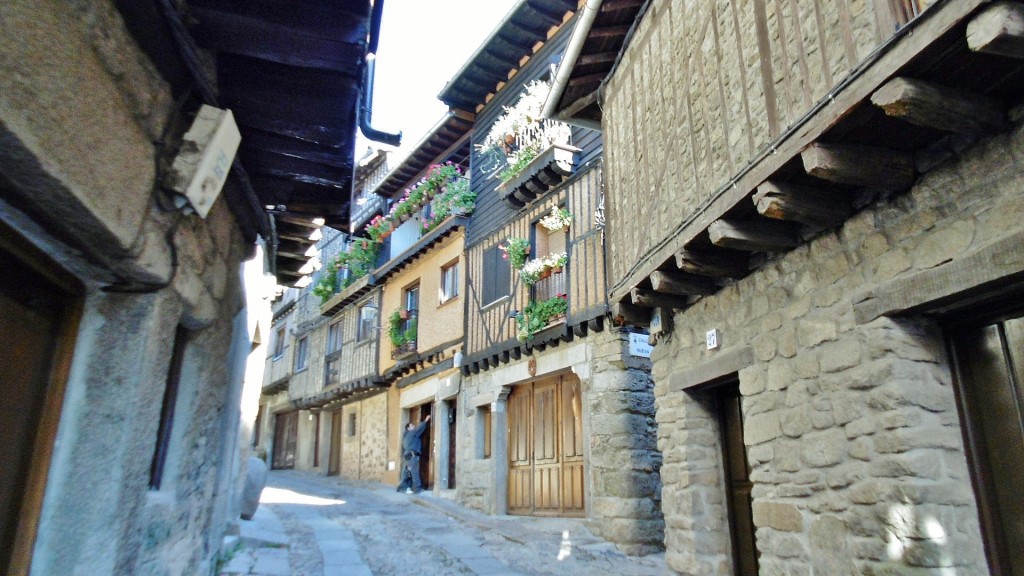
372, 112, 475, 200
547, 0, 1024, 326
117, 0, 381, 287
437, 0, 579, 114
293, 377, 387, 411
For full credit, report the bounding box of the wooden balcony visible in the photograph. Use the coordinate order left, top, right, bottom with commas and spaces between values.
463, 162, 606, 375
498, 144, 580, 209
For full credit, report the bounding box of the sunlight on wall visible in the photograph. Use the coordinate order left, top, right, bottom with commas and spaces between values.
260, 487, 346, 507
886, 504, 956, 574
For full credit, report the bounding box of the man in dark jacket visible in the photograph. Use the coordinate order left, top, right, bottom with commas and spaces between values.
398, 414, 430, 493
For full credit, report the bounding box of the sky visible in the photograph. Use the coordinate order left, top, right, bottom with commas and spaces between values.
360, 0, 522, 159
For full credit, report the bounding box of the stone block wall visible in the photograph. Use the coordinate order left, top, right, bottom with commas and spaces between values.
0, 1, 257, 573
650, 117, 1024, 574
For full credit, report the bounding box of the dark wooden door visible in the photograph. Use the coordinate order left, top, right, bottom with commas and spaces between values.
447, 401, 457, 489
328, 410, 342, 476
272, 411, 298, 470
418, 404, 433, 489
719, 385, 758, 576
508, 374, 584, 516
0, 226, 81, 574
951, 313, 1024, 576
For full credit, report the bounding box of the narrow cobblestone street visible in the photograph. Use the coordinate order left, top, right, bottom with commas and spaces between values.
218, 470, 667, 576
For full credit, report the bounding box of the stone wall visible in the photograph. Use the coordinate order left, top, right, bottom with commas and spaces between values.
649, 117, 1024, 574
457, 330, 665, 554
0, 1, 256, 573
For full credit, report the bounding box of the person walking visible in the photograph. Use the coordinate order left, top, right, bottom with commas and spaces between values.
398, 414, 430, 494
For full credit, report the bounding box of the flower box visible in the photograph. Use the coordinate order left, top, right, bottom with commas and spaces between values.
392, 340, 417, 360
498, 144, 580, 209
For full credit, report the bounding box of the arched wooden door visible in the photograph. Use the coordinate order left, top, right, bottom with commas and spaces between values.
508, 373, 584, 516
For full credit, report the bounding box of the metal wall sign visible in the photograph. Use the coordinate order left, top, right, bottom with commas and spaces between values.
628, 333, 652, 358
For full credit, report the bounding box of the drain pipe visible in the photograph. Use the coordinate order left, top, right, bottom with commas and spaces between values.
542, 0, 604, 129
358, 0, 402, 147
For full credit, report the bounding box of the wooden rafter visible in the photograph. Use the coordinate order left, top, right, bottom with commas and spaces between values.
754, 180, 852, 228
649, 270, 717, 296
630, 288, 689, 309
675, 249, 749, 279
801, 142, 916, 190
870, 77, 1006, 135
708, 219, 800, 252
967, 1, 1024, 59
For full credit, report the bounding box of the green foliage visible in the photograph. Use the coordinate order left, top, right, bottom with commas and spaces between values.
515, 295, 568, 341
388, 310, 418, 348
498, 143, 540, 183
313, 239, 380, 303
499, 237, 530, 270
421, 176, 475, 234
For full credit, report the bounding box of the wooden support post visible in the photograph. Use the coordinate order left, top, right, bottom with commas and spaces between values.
967, 1, 1024, 59
649, 270, 717, 296
754, 180, 852, 227
676, 249, 749, 278
801, 142, 915, 189
870, 77, 1006, 135
630, 288, 690, 309
611, 301, 649, 326
708, 219, 800, 252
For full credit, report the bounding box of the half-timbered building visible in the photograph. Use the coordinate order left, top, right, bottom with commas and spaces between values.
446, 0, 665, 554
548, 0, 1024, 573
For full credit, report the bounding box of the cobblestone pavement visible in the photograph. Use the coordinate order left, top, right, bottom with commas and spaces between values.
218, 470, 668, 576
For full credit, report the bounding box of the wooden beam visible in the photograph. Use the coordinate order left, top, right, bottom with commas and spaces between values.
588, 316, 605, 333
675, 249, 749, 279
967, 1, 1024, 59
870, 77, 1006, 135
754, 180, 852, 227
573, 322, 589, 337
631, 288, 690, 309
577, 52, 619, 66
649, 271, 718, 296
601, 0, 645, 12
568, 72, 608, 87
590, 25, 631, 38
708, 219, 800, 252
801, 142, 915, 190
611, 301, 649, 326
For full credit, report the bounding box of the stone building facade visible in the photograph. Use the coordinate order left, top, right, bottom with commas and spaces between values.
0, 1, 271, 573
547, 0, 1024, 573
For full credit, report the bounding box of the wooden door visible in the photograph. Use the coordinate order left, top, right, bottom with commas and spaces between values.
328, 410, 342, 476
951, 313, 1024, 576
272, 411, 298, 470
417, 404, 433, 489
508, 374, 585, 516
719, 384, 758, 576
446, 401, 457, 489
1, 226, 81, 575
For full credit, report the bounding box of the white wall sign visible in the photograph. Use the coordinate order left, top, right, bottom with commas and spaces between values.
629, 333, 653, 358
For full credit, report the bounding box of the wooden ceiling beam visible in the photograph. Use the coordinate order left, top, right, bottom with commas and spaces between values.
753, 180, 852, 228
649, 271, 717, 296
967, 2, 1024, 59
568, 72, 608, 87
708, 219, 800, 252
801, 142, 916, 189
601, 0, 645, 12
630, 288, 690, 309
589, 25, 631, 38
870, 77, 1006, 135
611, 301, 649, 326
577, 52, 619, 66
675, 249, 749, 279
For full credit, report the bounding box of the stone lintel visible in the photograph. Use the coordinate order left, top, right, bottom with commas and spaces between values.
668, 346, 755, 393
853, 230, 1024, 324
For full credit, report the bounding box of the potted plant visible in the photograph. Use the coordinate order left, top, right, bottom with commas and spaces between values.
515, 294, 569, 341
539, 205, 573, 232
388, 310, 407, 347
499, 237, 530, 270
